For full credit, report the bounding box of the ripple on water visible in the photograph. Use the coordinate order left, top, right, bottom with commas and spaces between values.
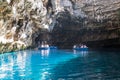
0, 50, 120, 80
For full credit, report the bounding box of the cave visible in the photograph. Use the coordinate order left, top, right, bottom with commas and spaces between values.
34, 31, 51, 47
86, 38, 120, 49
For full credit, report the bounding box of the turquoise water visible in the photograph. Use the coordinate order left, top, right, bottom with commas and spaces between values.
0, 49, 120, 80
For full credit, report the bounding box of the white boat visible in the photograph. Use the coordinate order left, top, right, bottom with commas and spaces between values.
73, 45, 88, 51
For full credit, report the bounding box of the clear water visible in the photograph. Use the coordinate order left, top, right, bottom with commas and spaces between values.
0, 49, 120, 80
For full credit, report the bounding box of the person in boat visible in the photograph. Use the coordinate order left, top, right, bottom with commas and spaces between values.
40, 41, 49, 48
73, 44, 88, 49
44, 43, 49, 48
44, 41, 49, 48
73, 45, 77, 48
83, 45, 88, 48
41, 41, 45, 48
81, 45, 84, 48
81, 44, 88, 48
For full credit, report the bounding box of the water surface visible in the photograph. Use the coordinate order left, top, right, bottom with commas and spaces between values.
0, 49, 120, 80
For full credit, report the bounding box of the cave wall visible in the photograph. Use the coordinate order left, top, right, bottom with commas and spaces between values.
0, 0, 120, 52
51, 0, 120, 48
0, 0, 50, 52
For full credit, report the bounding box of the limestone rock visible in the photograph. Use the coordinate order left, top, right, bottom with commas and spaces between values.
0, 0, 120, 51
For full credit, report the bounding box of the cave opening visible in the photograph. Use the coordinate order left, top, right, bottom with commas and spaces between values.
34, 31, 51, 47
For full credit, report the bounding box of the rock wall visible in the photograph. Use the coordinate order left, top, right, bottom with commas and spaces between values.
51, 0, 120, 48
0, 0, 49, 52
0, 0, 120, 51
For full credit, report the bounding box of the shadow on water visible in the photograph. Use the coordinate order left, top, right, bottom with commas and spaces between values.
50, 51, 120, 80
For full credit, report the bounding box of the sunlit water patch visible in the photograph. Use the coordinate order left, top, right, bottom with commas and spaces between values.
0, 49, 120, 80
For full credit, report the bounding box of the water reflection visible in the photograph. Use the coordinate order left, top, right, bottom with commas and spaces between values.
0, 54, 14, 79
41, 49, 50, 57
40, 49, 50, 79
1, 50, 120, 80
16, 51, 27, 77
73, 50, 88, 57
0, 51, 31, 79
0, 49, 89, 80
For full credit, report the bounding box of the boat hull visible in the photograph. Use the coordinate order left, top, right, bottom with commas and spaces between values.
50, 46, 57, 49
73, 48, 88, 51
38, 47, 49, 50
38, 46, 57, 50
